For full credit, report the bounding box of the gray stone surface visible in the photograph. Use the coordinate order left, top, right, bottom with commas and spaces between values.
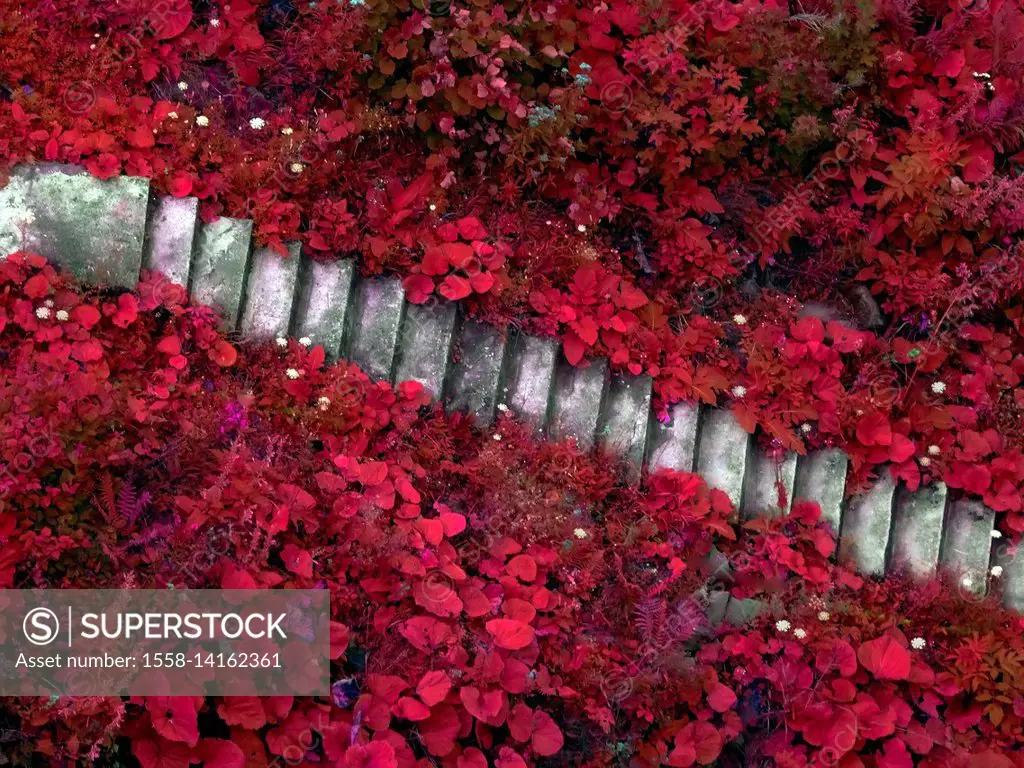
597, 374, 652, 480
994, 537, 1024, 612
142, 196, 198, 287
793, 449, 848, 534
239, 242, 301, 339
548, 356, 609, 450
646, 401, 700, 473
343, 276, 406, 382
394, 300, 457, 398
445, 319, 507, 427
940, 499, 994, 597
724, 597, 765, 626
0, 165, 149, 288
695, 408, 751, 509
292, 258, 355, 360
839, 472, 896, 577
742, 450, 797, 520
500, 334, 557, 431
189, 216, 253, 329
888, 482, 947, 580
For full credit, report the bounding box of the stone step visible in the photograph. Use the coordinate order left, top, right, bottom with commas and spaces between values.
792, 449, 848, 534
291, 257, 355, 360
393, 300, 458, 399
940, 499, 995, 597
142, 196, 198, 288
646, 401, 700, 473
0, 165, 149, 288
343, 276, 406, 382
993, 536, 1023, 612
742, 450, 797, 520
597, 374, 652, 481
888, 482, 947, 580
695, 408, 751, 509
548, 355, 609, 450
444, 319, 507, 427
839, 472, 896, 577
239, 242, 301, 340
500, 334, 558, 432
189, 216, 254, 330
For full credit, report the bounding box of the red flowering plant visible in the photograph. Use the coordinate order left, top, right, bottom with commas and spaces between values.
1, 253, 1024, 766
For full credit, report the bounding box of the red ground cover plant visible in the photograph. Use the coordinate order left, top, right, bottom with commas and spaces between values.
1, 253, 1023, 766
3, 0, 1024, 534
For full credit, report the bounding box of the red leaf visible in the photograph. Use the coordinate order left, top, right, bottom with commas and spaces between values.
858, 634, 911, 680
209, 340, 237, 367
23, 274, 49, 298
393, 696, 432, 721
169, 171, 192, 198
506, 554, 537, 582
280, 543, 313, 578
147, 696, 199, 746
71, 304, 101, 329
133, 739, 190, 768
439, 274, 471, 301
416, 670, 451, 706
707, 683, 737, 713
193, 739, 245, 768
150, 0, 193, 40
485, 618, 535, 650
530, 709, 564, 756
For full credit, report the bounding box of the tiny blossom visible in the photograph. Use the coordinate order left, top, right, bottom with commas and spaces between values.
991, 565, 1003, 577
177, 81, 188, 91
281, 127, 294, 135
290, 163, 305, 174
817, 611, 830, 621
493, 434, 502, 441
732, 314, 747, 325
919, 457, 931, 467
429, 204, 437, 211
496, 403, 509, 412
927, 444, 940, 455
992, 529, 1003, 539
196, 115, 210, 126
775, 620, 791, 632
793, 628, 806, 639
931, 381, 946, 394
960, 574, 973, 588
249, 117, 267, 130
167, 111, 179, 119
275, 337, 288, 347
911, 637, 926, 650
56, 310, 69, 321
317, 397, 331, 411
800, 423, 812, 434
731, 385, 747, 398
573, 528, 588, 539
286, 368, 301, 380
44, 299, 53, 307
209, 18, 220, 26
577, 224, 587, 232
299, 337, 312, 347
35, 307, 51, 319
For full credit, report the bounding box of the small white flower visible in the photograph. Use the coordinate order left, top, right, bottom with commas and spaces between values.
577, 224, 587, 232
493, 434, 502, 441
210, 18, 220, 27
35, 307, 51, 319
973, 71, 991, 79
927, 444, 940, 456
167, 111, 179, 120
573, 528, 588, 539
286, 368, 301, 380
290, 163, 304, 174
56, 309, 69, 322
249, 117, 266, 130
429, 204, 437, 211
919, 457, 931, 467
775, 620, 791, 633
992, 529, 1003, 539
44, 299, 54, 307
281, 127, 294, 135
731, 385, 747, 399
911, 637, 926, 650
800, 423, 813, 434
177, 81, 188, 91
317, 396, 331, 411
732, 314, 747, 326
931, 381, 946, 394
817, 611, 830, 622
299, 336, 312, 347
793, 628, 807, 639
961, 574, 974, 589
196, 115, 210, 126
275, 337, 288, 348
991, 565, 1003, 578
496, 403, 509, 413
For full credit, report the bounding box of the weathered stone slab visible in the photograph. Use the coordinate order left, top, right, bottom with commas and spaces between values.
695, 408, 750, 509
597, 374, 652, 481
0, 165, 149, 288
793, 449, 848, 534
888, 482, 947, 580
142, 196, 198, 287
839, 472, 896, 577
343, 276, 406, 382
724, 597, 765, 626
940, 499, 994, 597
500, 334, 557, 432
445, 319, 507, 427
742, 450, 797, 520
394, 300, 457, 398
646, 401, 700, 473
548, 356, 609, 451
190, 216, 253, 329
993, 537, 1024, 613
239, 242, 301, 340
292, 258, 355, 360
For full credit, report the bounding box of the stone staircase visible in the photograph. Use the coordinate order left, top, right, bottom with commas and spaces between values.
1, 164, 1021, 614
